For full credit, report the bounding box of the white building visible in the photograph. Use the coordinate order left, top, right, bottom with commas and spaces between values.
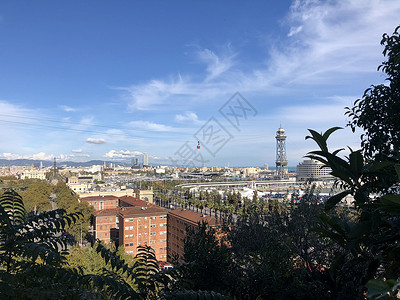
296, 159, 333, 181
143, 153, 149, 166
21, 169, 47, 180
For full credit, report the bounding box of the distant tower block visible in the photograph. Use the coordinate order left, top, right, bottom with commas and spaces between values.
143, 153, 149, 166
275, 125, 288, 179
53, 157, 57, 177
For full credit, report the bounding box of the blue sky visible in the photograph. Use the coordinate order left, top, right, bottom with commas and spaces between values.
0, 0, 399, 167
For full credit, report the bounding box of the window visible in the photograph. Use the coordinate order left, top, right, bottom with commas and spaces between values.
125, 226, 129, 230
110, 217, 113, 222
100, 226, 103, 230
130, 218, 133, 222
125, 243, 129, 247
129, 226, 133, 230
159, 224, 163, 227
125, 235, 128, 238
139, 225, 141, 229
144, 233, 148, 236
139, 233, 142, 237
144, 217, 147, 220
100, 233, 103, 237
99, 218, 103, 222
139, 217, 142, 221
150, 224, 156, 228
129, 243, 133, 246
144, 225, 147, 229
129, 234, 133, 238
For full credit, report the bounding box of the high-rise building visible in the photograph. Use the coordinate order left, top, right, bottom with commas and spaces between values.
275, 125, 288, 179
131, 157, 139, 167
143, 153, 149, 166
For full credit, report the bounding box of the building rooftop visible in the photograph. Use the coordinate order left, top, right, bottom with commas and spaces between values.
92, 208, 121, 217
118, 195, 149, 207
118, 205, 167, 218
168, 208, 217, 226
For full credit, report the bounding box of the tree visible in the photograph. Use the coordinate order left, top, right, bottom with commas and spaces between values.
0, 189, 83, 298
346, 25, 400, 161
305, 26, 400, 298
53, 182, 95, 242
22, 181, 52, 213
182, 222, 232, 295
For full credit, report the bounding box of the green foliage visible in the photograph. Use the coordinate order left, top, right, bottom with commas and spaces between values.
0, 189, 86, 298
53, 182, 95, 242
345, 25, 400, 160
181, 191, 339, 299
22, 181, 52, 213
306, 126, 400, 298
183, 222, 231, 295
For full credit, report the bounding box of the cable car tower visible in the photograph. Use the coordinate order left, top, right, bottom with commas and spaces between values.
275, 125, 288, 180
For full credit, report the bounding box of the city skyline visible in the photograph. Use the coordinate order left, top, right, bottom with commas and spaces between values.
0, 1, 399, 167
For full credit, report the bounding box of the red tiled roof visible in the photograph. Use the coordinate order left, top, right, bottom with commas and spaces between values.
92, 208, 121, 217
118, 205, 167, 218
118, 195, 149, 207
168, 209, 217, 226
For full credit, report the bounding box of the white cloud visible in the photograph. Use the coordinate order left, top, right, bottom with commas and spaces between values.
59, 105, 77, 112
175, 111, 200, 124
59, 153, 90, 160
273, 0, 400, 85
72, 149, 82, 153
128, 120, 176, 132
119, 0, 400, 114
197, 48, 235, 81
86, 138, 106, 144
120, 75, 195, 111
287, 25, 303, 37
104, 150, 143, 159
0, 152, 53, 161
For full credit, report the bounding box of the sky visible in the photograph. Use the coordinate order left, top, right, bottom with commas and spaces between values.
0, 0, 399, 168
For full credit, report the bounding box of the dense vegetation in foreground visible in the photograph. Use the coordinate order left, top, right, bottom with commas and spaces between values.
0, 26, 399, 299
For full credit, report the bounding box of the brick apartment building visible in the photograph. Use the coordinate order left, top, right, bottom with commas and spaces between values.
80, 195, 119, 211
119, 205, 168, 260
167, 208, 217, 262
88, 195, 168, 260
92, 208, 120, 244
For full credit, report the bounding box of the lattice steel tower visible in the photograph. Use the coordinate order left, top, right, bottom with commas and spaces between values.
275, 125, 288, 179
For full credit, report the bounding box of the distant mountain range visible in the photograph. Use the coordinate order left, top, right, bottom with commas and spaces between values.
0, 159, 129, 168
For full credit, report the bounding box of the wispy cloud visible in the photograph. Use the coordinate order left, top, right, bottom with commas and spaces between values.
175, 111, 201, 124
71, 149, 82, 153
59, 105, 77, 112
86, 138, 106, 144
128, 120, 176, 132
118, 0, 400, 114
197, 47, 235, 81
